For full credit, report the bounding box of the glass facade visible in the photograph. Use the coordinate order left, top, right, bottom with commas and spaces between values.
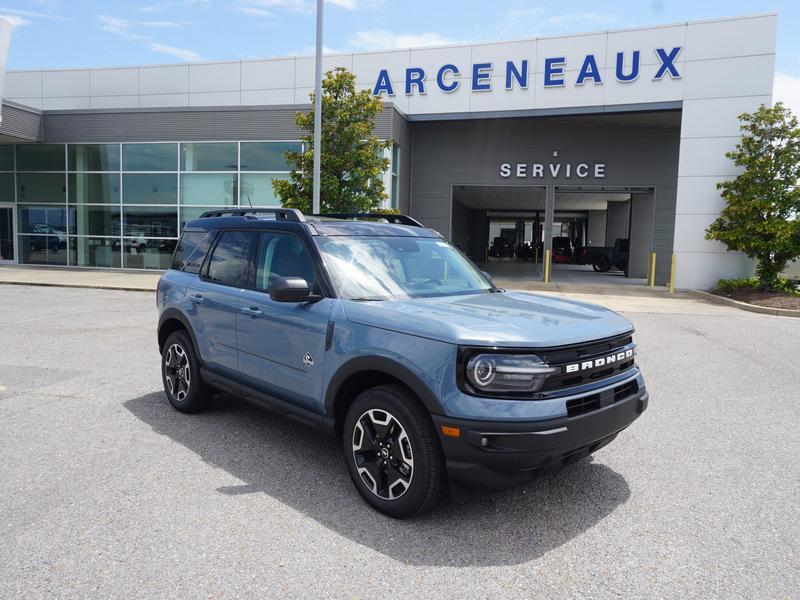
2, 141, 304, 269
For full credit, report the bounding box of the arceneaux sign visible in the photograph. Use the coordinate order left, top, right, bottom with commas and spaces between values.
373, 47, 682, 96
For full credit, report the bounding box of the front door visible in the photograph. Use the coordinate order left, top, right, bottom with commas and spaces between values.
237, 230, 332, 411
0, 204, 15, 264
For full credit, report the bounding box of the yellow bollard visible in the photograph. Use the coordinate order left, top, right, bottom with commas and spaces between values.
649, 252, 657, 287
544, 249, 551, 283
668, 253, 676, 293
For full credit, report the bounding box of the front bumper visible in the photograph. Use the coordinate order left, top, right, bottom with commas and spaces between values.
433, 382, 648, 491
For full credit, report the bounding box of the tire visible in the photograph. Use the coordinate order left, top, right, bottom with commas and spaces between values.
593, 255, 611, 272
161, 330, 210, 413
343, 384, 445, 518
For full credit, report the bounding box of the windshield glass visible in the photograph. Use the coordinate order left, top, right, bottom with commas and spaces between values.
315, 236, 492, 300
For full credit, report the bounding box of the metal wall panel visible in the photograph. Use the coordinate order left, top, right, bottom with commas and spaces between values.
0, 102, 42, 141
42, 105, 396, 143
408, 112, 681, 284
389, 107, 411, 213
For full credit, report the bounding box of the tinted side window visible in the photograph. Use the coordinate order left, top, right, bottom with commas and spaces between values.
172, 231, 214, 273
206, 231, 255, 287
255, 231, 316, 291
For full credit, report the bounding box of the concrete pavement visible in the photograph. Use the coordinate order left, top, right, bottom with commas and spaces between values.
0, 284, 797, 598
0, 264, 732, 316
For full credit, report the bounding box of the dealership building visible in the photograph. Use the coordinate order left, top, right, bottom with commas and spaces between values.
0, 13, 778, 288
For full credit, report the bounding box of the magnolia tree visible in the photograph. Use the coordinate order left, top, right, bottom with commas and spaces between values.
274, 67, 391, 214
706, 102, 800, 290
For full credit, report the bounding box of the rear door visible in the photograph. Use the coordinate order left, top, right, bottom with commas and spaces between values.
187, 229, 256, 377
237, 229, 332, 411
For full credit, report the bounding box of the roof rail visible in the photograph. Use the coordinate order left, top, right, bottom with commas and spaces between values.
316, 213, 423, 227
199, 208, 305, 222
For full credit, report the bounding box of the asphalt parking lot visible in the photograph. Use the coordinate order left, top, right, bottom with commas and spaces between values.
1, 284, 798, 598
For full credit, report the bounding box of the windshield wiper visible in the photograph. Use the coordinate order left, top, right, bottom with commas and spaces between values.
349, 296, 388, 302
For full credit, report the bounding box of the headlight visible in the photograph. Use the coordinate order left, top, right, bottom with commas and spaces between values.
464, 353, 559, 395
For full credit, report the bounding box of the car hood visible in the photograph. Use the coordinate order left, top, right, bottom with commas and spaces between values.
342, 291, 633, 347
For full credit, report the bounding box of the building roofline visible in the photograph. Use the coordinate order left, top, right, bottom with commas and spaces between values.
5, 12, 777, 74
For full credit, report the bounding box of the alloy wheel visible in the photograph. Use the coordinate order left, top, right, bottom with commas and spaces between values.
164, 343, 191, 402
352, 408, 414, 500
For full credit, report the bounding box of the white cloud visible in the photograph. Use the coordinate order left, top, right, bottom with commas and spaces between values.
97, 15, 185, 32
238, 0, 312, 13
0, 14, 31, 28
774, 72, 800, 117
545, 12, 620, 28
146, 41, 203, 62
238, 6, 275, 17
96, 14, 202, 62
236, 0, 379, 15
501, 8, 619, 38
327, 0, 383, 10
349, 29, 457, 51
0, 5, 71, 20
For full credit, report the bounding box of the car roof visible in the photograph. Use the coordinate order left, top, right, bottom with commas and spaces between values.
184, 215, 442, 238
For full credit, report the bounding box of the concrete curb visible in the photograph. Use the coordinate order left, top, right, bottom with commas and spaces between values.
0, 281, 155, 293
688, 289, 800, 318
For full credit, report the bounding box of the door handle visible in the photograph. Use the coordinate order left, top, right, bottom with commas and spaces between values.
241, 306, 263, 317
189, 293, 204, 304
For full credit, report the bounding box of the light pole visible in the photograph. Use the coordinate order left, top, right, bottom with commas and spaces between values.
312, 0, 323, 215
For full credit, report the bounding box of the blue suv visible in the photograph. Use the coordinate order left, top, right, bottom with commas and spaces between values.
157, 208, 648, 518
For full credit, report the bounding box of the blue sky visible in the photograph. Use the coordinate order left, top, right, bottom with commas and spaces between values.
2, 0, 799, 109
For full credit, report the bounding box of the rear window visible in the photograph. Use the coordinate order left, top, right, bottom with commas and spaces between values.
171, 230, 214, 273
206, 230, 255, 287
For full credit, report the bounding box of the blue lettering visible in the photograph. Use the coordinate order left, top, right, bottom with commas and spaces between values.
654, 47, 682, 80
576, 54, 602, 85
544, 57, 566, 87
405, 67, 425, 95
373, 69, 394, 96
437, 64, 460, 92
615, 51, 640, 82
505, 60, 528, 90
472, 63, 492, 91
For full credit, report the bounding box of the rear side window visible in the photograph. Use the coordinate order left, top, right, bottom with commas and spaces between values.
206, 230, 255, 287
172, 231, 214, 273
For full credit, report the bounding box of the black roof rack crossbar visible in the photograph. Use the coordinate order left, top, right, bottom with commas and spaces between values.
199, 208, 305, 222
315, 213, 423, 227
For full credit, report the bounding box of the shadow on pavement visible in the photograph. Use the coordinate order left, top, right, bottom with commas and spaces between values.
125, 391, 630, 567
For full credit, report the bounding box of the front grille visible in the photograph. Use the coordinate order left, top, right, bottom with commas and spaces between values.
566, 380, 639, 418
538, 333, 636, 392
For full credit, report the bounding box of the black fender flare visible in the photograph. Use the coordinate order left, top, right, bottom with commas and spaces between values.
157, 308, 201, 359
324, 355, 445, 417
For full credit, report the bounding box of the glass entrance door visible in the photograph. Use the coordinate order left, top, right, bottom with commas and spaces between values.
0, 204, 15, 263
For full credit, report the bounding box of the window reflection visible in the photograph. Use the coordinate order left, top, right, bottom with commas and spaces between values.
123, 173, 178, 204
122, 205, 178, 237
180, 143, 237, 171
69, 237, 121, 268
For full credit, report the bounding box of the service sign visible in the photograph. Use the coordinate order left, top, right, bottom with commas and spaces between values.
372, 47, 682, 97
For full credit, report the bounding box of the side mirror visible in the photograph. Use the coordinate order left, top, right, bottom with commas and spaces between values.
269, 276, 312, 302
480, 270, 493, 282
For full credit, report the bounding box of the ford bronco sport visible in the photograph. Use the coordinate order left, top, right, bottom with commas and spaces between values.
157, 208, 648, 518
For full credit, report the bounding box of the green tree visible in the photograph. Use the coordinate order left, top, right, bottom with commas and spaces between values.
274, 67, 390, 214
706, 102, 800, 290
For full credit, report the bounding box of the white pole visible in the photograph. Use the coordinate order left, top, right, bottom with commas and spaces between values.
312, 0, 324, 215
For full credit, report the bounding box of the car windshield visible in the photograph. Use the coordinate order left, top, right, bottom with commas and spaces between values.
315, 235, 493, 300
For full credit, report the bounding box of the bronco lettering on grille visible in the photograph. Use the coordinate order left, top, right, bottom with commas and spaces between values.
565, 348, 634, 374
